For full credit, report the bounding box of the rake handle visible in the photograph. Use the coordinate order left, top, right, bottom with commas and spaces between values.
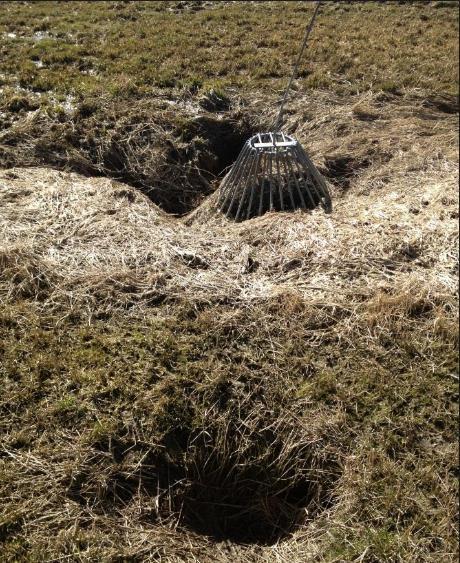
273, 1, 322, 132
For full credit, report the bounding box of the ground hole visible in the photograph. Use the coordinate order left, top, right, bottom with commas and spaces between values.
65, 419, 341, 545
0, 101, 257, 216
171, 427, 340, 545
177, 470, 328, 544
321, 155, 372, 191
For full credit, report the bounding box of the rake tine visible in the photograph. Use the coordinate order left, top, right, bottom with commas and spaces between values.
245, 151, 261, 221
299, 152, 330, 210
219, 143, 249, 210
235, 147, 259, 222
279, 146, 296, 209
221, 147, 249, 214
269, 151, 274, 212
275, 146, 284, 211
258, 152, 270, 217
301, 166, 324, 209
300, 148, 329, 193
292, 150, 317, 209
218, 143, 246, 207
285, 155, 307, 209
225, 148, 254, 218
298, 148, 332, 210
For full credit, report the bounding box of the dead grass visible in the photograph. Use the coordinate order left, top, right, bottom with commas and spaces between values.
0, 87, 458, 560
1, 90, 457, 312
0, 2, 458, 561
0, 93, 258, 214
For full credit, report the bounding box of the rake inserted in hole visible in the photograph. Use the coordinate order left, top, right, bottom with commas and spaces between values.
217, 132, 332, 221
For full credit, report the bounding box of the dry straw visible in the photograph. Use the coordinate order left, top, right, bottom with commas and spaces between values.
0, 89, 458, 561
1, 92, 457, 318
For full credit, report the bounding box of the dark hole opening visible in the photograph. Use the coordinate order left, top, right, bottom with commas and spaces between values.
107, 117, 254, 216
175, 461, 332, 546
65, 427, 340, 546
191, 116, 251, 176
321, 155, 371, 191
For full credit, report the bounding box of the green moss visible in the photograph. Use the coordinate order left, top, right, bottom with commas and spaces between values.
52, 395, 86, 417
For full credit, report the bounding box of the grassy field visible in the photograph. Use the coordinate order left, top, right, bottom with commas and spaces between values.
0, 1, 459, 562
0, 0, 458, 99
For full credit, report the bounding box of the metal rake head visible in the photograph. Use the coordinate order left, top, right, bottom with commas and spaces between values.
217, 132, 332, 221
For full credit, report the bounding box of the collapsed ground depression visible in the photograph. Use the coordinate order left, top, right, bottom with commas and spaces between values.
0, 1, 458, 562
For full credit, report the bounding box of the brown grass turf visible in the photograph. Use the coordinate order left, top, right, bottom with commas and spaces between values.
0, 88, 458, 561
